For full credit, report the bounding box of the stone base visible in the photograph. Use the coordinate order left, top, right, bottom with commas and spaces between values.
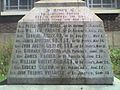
0, 77, 120, 90
7, 77, 113, 85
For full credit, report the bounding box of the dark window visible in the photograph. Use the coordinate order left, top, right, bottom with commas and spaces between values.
4, 0, 35, 11
86, 0, 117, 8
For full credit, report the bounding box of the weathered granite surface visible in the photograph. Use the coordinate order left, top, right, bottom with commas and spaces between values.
1, 77, 120, 90
7, 0, 113, 84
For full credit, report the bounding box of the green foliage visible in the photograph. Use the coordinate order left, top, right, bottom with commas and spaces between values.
0, 40, 13, 81
110, 48, 120, 65
110, 48, 120, 75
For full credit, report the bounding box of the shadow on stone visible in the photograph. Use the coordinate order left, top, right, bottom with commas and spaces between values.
0, 79, 7, 85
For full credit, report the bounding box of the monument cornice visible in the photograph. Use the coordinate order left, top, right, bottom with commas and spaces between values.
35, 0, 85, 7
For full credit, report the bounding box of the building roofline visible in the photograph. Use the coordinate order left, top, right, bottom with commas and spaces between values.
91, 8, 120, 14
1, 10, 29, 16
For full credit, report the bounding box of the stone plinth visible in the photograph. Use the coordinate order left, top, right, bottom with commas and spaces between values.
7, 0, 113, 84
1, 78, 120, 90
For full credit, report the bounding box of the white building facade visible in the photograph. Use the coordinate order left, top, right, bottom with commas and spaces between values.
2, 0, 120, 12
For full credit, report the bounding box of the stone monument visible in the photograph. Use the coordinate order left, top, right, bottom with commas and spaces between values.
7, 0, 113, 84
